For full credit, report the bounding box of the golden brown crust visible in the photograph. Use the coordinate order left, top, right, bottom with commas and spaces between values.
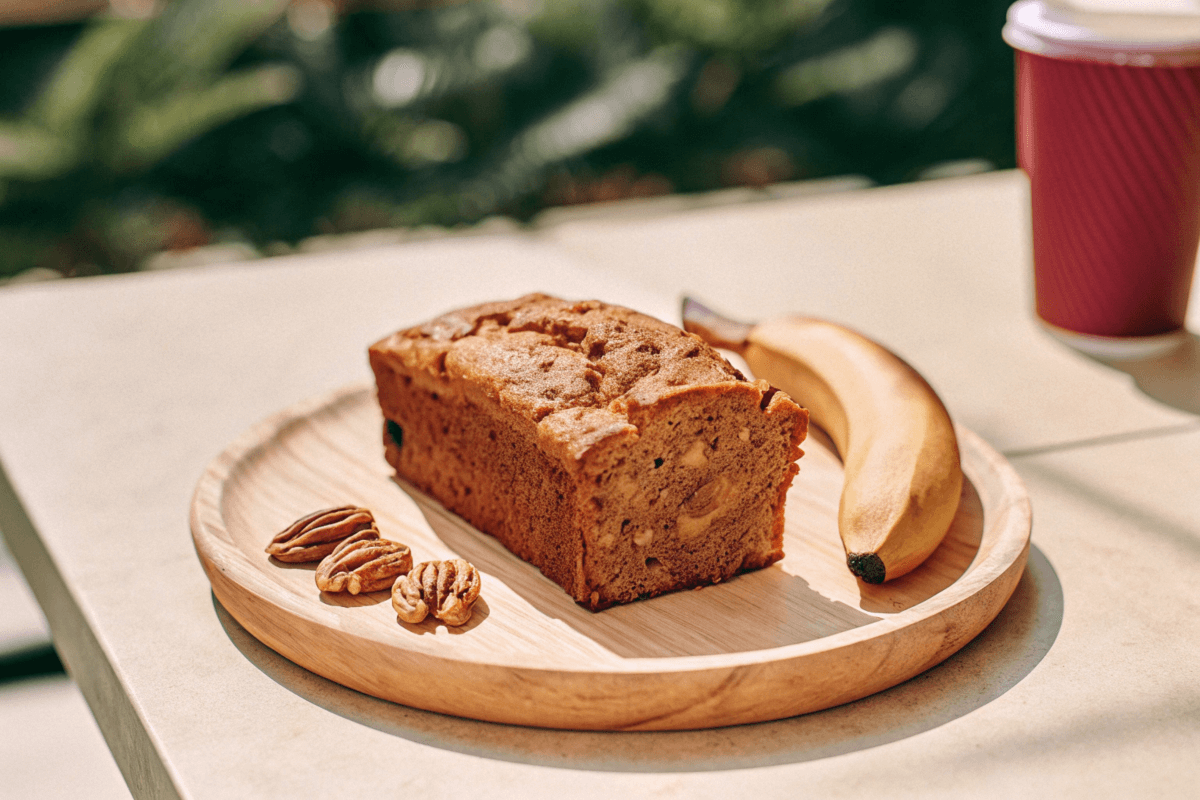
369, 294, 807, 610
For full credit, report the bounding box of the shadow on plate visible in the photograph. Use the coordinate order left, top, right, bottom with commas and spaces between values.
405, 485, 878, 656
214, 543, 1062, 772
385, 473, 982, 657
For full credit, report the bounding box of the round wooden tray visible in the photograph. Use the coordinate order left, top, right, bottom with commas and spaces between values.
190, 382, 1031, 731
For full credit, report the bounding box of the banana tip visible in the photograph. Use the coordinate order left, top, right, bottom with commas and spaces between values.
847, 553, 886, 584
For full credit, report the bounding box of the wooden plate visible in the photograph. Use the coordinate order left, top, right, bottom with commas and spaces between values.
190, 382, 1031, 731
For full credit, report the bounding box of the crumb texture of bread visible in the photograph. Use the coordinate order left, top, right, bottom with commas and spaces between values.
369, 293, 808, 609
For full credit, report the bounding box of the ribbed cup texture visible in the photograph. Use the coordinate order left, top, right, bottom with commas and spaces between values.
1018, 52, 1200, 337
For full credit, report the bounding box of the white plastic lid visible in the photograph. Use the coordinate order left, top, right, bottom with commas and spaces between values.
1004, 0, 1200, 66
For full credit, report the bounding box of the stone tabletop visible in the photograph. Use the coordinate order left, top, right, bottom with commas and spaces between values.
1, 170, 1198, 798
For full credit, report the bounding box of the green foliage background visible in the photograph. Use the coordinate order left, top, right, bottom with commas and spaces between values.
0, 0, 1016, 277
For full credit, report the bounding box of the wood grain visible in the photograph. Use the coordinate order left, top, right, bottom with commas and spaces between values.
190, 383, 1031, 730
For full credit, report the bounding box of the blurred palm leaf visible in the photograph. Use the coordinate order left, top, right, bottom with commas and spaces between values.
0, 0, 297, 185
0, 0, 1015, 278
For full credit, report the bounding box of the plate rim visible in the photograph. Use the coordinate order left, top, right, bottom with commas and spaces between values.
190, 382, 1032, 724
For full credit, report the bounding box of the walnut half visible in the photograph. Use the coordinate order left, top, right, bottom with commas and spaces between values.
266, 506, 376, 563
315, 530, 412, 594
392, 559, 482, 626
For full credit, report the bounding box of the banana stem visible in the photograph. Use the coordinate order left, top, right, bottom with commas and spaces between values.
680, 297, 752, 353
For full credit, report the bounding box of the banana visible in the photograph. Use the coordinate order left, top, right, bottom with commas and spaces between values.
682, 298, 962, 584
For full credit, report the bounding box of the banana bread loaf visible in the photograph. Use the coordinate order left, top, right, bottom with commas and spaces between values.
368, 294, 808, 610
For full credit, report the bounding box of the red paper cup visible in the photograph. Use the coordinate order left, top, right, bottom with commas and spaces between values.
1005, 0, 1200, 358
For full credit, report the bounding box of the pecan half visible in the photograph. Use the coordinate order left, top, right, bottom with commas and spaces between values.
391, 572, 428, 624
391, 559, 482, 626
315, 531, 412, 594
266, 506, 376, 563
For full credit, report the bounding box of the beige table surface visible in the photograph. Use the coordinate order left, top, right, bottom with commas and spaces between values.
1, 170, 1198, 799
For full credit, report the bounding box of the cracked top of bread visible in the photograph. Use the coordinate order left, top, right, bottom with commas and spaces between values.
370, 293, 763, 461
369, 293, 808, 609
